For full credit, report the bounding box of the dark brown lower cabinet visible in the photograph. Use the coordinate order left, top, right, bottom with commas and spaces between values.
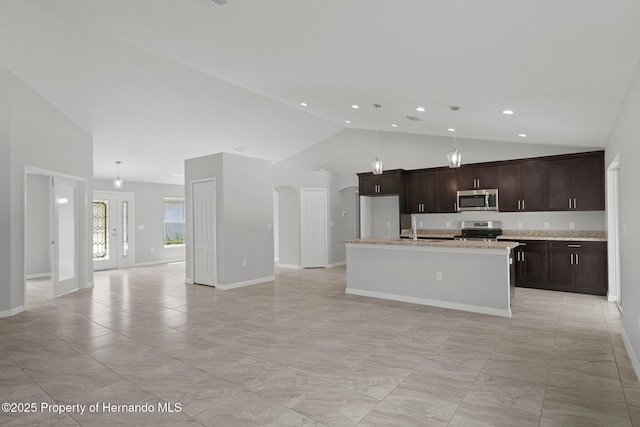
511, 240, 607, 296
547, 241, 608, 295
514, 241, 547, 287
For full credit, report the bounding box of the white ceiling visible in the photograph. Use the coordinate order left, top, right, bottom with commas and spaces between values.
4, 0, 640, 184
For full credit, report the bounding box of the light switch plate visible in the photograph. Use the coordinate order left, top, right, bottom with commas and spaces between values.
517, 222, 523, 229
569, 221, 576, 229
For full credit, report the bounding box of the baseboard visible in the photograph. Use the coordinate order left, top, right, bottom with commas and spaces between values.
621, 326, 640, 384
0, 305, 25, 318
26, 273, 51, 280
185, 277, 194, 285
607, 292, 617, 302
327, 261, 346, 268
277, 264, 302, 270
135, 258, 186, 267
345, 287, 512, 318
83, 281, 94, 289
216, 276, 275, 290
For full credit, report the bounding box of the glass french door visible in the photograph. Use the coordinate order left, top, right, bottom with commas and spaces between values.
93, 192, 135, 270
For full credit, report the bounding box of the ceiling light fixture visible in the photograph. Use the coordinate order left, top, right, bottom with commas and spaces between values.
391, 124, 398, 128
518, 133, 528, 138
447, 106, 462, 168
299, 102, 308, 107
416, 107, 426, 112
371, 104, 383, 175
503, 109, 514, 115
345, 120, 351, 124
113, 161, 124, 189
352, 104, 359, 109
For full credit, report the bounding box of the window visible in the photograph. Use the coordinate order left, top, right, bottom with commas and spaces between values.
164, 198, 185, 246
92, 200, 109, 259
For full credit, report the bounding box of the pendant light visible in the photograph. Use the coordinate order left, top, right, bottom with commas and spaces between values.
371, 103, 383, 175
447, 106, 462, 168
113, 161, 124, 189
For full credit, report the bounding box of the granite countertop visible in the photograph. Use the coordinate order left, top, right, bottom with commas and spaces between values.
399, 228, 607, 242
498, 230, 607, 242
399, 229, 459, 239
344, 237, 519, 251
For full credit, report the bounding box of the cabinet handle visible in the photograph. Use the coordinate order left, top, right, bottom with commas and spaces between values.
568, 198, 572, 209
575, 254, 579, 264
454, 202, 457, 211
567, 244, 581, 248
517, 200, 521, 210
522, 199, 525, 210
570, 254, 574, 264
574, 198, 577, 209
522, 252, 525, 262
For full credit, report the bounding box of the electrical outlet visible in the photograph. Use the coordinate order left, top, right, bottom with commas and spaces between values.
138, 224, 145, 230
267, 223, 272, 230
517, 222, 523, 229
386, 221, 391, 228
436, 272, 443, 281
242, 259, 247, 267
544, 222, 550, 229
569, 221, 576, 229
446, 221, 451, 228
419, 221, 424, 227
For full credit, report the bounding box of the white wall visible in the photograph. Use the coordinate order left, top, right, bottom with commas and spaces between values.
25, 174, 50, 277
93, 180, 185, 265
406, 210, 606, 232
605, 58, 640, 380
1, 69, 93, 317
185, 153, 274, 287
276, 128, 599, 174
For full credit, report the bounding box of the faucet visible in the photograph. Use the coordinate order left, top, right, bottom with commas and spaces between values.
412, 215, 418, 241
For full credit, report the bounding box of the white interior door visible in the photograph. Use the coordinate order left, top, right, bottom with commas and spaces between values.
301, 189, 327, 268
53, 177, 80, 297
193, 179, 216, 286
93, 192, 135, 270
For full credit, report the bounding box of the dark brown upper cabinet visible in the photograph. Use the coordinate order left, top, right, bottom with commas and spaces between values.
457, 165, 499, 191
498, 160, 548, 212
358, 170, 405, 196
547, 152, 604, 211
405, 168, 458, 214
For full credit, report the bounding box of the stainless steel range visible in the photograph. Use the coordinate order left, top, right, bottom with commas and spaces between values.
454, 220, 503, 241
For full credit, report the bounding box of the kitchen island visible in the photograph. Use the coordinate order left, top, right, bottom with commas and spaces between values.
344, 238, 519, 317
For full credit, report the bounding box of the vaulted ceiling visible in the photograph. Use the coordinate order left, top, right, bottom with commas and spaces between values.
2, 0, 640, 184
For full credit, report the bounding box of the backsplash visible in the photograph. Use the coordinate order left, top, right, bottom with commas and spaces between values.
402, 210, 606, 232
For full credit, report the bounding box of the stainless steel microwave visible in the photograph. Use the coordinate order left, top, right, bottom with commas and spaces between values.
457, 189, 499, 212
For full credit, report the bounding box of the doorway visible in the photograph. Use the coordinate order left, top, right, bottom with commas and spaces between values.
300, 188, 327, 268
93, 191, 135, 270
607, 158, 622, 310
192, 179, 217, 286
24, 168, 88, 308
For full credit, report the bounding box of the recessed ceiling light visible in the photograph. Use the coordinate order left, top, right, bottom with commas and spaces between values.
351, 105, 359, 109
345, 120, 351, 124
416, 107, 426, 112
518, 133, 528, 137
448, 128, 455, 132
391, 124, 398, 128
299, 102, 308, 107
503, 110, 514, 115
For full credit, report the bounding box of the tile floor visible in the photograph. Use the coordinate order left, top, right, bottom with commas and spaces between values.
1, 264, 639, 426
